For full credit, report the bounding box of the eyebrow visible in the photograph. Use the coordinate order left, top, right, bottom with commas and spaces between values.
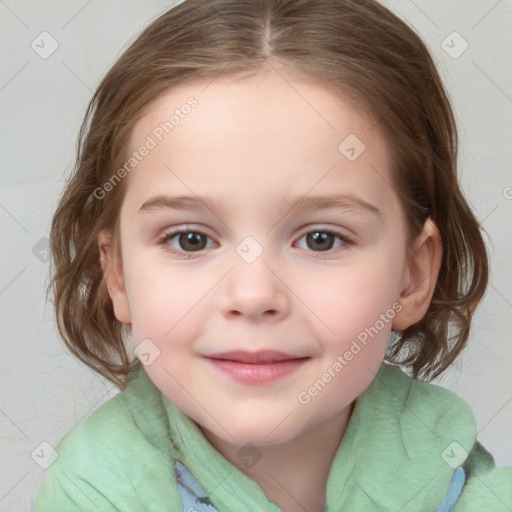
138, 193, 381, 218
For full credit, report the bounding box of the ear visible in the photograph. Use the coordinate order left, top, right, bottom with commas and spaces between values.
392, 218, 442, 330
98, 229, 132, 324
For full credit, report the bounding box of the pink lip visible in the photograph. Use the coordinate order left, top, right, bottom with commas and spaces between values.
205, 350, 309, 385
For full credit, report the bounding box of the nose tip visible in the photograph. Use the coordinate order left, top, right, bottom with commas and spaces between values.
220, 260, 289, 321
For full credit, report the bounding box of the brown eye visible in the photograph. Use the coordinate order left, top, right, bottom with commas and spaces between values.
295, 229, 352, 254
305, 232, 336, 251
161, 230, 214, 253
177, 232, 208, 251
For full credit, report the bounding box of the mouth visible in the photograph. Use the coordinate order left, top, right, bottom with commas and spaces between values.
206, 350, 307, 364
205, 350, 310, 385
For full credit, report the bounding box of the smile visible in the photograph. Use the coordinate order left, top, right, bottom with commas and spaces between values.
205, 351, 310, 385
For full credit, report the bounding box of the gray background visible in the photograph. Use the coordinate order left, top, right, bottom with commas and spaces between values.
0, 1, 511, 510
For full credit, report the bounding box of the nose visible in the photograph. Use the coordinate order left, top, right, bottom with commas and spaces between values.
219, 254, 290, 322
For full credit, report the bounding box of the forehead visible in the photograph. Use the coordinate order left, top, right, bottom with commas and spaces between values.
131, 69, 379, 151
123, 69, 395, 213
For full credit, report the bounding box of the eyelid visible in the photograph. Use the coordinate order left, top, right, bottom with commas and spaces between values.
294, 223, 355, 241
294, 224, 352, 237
159, 224, 214, 239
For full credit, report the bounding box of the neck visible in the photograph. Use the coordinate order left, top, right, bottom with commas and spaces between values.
200, 402, 354, 512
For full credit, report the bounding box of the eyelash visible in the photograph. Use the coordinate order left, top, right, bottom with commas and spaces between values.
157, 226, 354, 259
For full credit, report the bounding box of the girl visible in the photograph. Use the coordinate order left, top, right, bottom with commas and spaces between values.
33, 0, 511, 510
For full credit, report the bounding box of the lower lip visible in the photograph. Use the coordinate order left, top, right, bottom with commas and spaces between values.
207, 358, 309, 385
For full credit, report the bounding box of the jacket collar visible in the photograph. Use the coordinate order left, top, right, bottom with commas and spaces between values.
131, 363, 476, 511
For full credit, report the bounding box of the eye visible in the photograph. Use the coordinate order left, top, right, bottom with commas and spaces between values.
295, 229, 353, 253
157, 226, 353, 258
159, 228, 216, 255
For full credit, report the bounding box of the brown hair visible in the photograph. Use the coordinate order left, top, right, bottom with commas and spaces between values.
48, 0, 488, 390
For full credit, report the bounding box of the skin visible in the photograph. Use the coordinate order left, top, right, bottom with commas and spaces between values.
99, 66, 442, 512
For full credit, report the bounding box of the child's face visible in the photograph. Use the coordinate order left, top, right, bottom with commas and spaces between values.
107, 70, 412, 446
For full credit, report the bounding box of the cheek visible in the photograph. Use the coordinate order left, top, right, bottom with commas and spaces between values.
124, 261, 211, 399
123, 253, 212, 345
303, 251, 403, 340
299, 259, 401, 409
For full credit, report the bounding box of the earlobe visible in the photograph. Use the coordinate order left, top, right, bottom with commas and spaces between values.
98, 229, 132, 324
392, 218, 442, 331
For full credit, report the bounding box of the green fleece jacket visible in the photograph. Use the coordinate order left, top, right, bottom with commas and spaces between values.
32, 363, 512, 511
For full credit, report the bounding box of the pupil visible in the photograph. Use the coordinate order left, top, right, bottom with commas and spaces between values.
308, 232, 333, 251
180, 232, 206, 251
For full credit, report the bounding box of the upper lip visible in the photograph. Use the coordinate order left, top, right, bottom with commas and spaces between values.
205, 350, 307, 364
